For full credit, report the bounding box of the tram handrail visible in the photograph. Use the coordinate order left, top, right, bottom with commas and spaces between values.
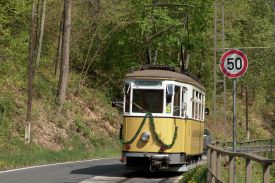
207, 140, 275, 183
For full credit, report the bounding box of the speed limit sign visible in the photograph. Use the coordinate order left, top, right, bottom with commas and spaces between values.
220, 49, 248, 78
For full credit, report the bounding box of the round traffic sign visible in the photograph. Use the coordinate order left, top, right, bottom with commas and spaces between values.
220, 49, 248, 78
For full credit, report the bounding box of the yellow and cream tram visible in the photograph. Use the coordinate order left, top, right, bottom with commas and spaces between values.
118, 65, 206, 171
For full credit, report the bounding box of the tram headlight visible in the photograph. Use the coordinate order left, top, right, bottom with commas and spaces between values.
141, 132, 150, 142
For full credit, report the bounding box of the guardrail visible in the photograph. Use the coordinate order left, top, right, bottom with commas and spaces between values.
224, 139, 274, 156
207, 139, 275, 183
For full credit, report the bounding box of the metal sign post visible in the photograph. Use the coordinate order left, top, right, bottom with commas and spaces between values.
233, 79, 236, 153
220, 49, 248, 183
232, 79, 237, 183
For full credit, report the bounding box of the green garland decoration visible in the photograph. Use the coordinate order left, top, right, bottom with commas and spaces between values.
120, 113, 178, 149
119, 113, 148, 145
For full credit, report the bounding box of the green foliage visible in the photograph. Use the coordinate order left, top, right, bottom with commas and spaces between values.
35, 75, 55, 99
0, 95, 14, 115
74, 115, 115, 148
179, 166, 207, 183
0, 95, 15, 142
67, 0, 214, 96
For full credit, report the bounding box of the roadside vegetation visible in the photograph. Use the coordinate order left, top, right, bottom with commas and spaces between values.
179, 166, 207, 183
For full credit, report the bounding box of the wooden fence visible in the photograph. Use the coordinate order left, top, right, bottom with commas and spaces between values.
207, 139, 275, 183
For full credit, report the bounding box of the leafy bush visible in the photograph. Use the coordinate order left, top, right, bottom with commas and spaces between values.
0, 95, 15, 140
179, 166, 207, 183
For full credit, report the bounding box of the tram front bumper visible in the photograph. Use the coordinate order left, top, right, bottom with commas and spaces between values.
122, 151, 185, 165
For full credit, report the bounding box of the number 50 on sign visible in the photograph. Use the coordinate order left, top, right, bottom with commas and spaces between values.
220, 49, 248, 79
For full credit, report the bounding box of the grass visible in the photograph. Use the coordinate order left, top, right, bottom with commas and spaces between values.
219, 156, 270, 183
0, 136, 120, 170
179, 165, 207, 183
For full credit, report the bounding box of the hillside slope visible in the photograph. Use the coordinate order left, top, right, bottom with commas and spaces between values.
0, 58, 121, 169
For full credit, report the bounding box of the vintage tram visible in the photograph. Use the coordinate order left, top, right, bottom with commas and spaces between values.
118, 65, 206, 172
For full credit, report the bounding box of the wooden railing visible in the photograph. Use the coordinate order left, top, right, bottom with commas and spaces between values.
207, 139, 275, 183
224, 139, 274, 156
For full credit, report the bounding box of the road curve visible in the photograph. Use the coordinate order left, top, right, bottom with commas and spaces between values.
0, 158, 180, 183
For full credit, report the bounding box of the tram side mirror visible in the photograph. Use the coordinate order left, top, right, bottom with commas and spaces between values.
111, 98, 117, 107
205, 108, 210, 115
111, 98, 123, 108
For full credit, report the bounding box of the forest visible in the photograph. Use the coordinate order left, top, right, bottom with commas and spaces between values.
0, 0, 274, 169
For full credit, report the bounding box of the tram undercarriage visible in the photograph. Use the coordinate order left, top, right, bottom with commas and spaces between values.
121, 152, 203, 172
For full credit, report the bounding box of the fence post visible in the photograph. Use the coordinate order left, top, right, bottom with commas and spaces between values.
211, 150, 217, 183
207, 148, 212, 183
266, 140, 268, 158
254, 141, 257, 154
217, 152, 222, 181
245, 159, 252, 183
263, 163, 270, 183
271, 139, 273, 159
261, 140, 264, 157
229, 156, 234, 183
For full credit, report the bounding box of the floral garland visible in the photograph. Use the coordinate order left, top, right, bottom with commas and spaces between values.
120, 113, 178, 149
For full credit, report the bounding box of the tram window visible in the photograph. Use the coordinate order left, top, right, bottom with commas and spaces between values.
181, 89, 186, 117
166, 85, 173, 114
198, 93, 201, 120
166, 95, 172, 113
132, 89, 163, 113
192, 90, 195, 118
124, 84, 130, 112
192, 89, 204, 120
173, 86, 180, 116
202, 95, 205, 120
166, 84, 174, 96
195, 92, 198, 119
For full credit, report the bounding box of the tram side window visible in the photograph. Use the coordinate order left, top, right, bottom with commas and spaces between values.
181, 88, 186, 117
173, 86, 180, 116
198, 93, 201, 120
196, 92, 199, 119
192, 90, 204, 120
192, 90, 195, 118
124, 84, 130, 112
166, 85, 173, 114
202, 95, 205, 120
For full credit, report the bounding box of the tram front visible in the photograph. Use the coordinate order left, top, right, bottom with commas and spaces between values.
119, 68, 197, 171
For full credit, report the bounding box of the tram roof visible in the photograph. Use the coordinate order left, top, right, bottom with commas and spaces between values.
125, 69, 205, 91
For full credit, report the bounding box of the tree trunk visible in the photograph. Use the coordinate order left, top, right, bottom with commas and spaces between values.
36, 0, 41, 48
25, 3, 37, 144
54, 10, 64, 77
36, 0, 46, 69
153, 49, 158, 65
57, 0, 72, 108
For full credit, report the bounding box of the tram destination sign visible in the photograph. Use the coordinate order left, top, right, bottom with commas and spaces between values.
220, 49, 248, 78
134, 80, 162, 87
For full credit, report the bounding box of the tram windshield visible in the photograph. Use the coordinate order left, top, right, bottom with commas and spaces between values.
132, 89, 163, 113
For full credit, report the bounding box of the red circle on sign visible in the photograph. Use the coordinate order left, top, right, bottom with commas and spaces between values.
220, 49, 248, 78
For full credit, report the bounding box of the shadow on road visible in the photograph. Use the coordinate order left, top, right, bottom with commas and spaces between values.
70, 164, 181, 178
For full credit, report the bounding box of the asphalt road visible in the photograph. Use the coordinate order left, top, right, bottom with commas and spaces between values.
0, 158, 180, 183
